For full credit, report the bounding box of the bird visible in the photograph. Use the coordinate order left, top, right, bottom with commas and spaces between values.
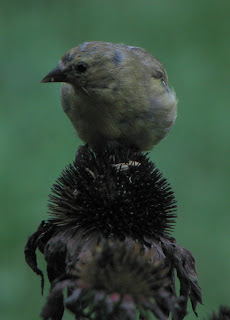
41, 41, 177, 152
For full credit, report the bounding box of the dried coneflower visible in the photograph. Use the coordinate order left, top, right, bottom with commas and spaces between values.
41, 240, 181, 320
24, 145, 202, 320
48, 144, 177, 242
207, 306, 230, 320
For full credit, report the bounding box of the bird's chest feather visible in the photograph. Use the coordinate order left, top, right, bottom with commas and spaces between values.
70, 92, 124, 140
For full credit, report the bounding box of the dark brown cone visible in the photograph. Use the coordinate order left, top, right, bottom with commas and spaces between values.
208, 306, 230, 320
41, 240, 181, 320
25, 221, 202, 319
24, 145, 202, 319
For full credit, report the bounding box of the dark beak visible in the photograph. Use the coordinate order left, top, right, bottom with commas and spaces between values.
41, 65, 67, 83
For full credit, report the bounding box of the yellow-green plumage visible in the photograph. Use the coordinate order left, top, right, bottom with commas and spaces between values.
42, 41, 177, 151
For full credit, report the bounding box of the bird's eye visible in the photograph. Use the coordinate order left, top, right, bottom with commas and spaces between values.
74, 62, 88, 73
152, 71, 165, 81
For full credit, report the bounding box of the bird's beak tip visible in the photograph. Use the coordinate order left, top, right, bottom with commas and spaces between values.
41, 77, 49, 83
41, 65, 66, 84
41, 76, 55, 83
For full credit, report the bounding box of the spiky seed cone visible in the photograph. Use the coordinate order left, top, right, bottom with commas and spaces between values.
24, 145, 202, 320
25, 222, 202, 320
48, 145, 177, 242
41, 240, 181, 320
75, 240, 169, 298
208, 306, 230, 320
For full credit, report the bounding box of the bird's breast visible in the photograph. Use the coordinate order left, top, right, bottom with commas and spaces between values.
67, 90, 124, 147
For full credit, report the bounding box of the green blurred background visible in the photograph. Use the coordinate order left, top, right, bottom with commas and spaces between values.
1, 0, 230, 319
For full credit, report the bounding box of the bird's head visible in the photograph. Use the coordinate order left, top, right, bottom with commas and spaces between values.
41, 41, 169, 95
41, 42, 128, 93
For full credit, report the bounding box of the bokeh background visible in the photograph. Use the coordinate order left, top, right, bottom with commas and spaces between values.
1, 1, 230, 319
